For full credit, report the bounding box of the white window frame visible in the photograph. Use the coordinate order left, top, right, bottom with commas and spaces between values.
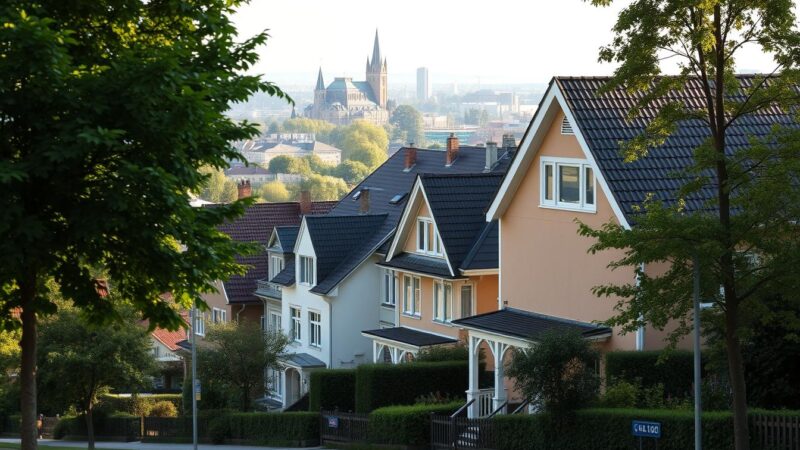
290, 306, 302, 342
416, 218, 443, 257
269, 254, 285, 280
269, 311, 281, 334
402, 275, 421, 317
193, 310, 205, 336
433, 280, 453, 323
459, 283, 474, 319
298, 255, 315, 286
540, 157, 596, 212
308, 310, 322, 348
212, 307, 227, 324
267, 367, 282, 397
382, 269, 397, 306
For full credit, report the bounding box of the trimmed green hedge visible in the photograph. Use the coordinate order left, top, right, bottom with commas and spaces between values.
53, 414, 140, 441
368, 402, 462, 447
355, 361, 468, 413
309, 369, 356, 412
225, 412, 318, 446
100, 393, 182, 416
606, 351, 696, 398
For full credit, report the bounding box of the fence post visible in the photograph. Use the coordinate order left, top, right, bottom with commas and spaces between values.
450, 415, 457, 450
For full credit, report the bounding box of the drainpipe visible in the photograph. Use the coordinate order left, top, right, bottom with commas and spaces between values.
635, 263, 645, 350
328, 299, 333, 369
236, 304, 246, 322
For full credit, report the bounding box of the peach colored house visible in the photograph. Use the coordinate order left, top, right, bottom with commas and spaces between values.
362, 168, 507, 363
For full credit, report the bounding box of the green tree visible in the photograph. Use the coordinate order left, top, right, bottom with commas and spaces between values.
199, 166, 238, 203
0, 329, 20, 414
300, 174, 349, 201
269, 155, 311, 175
282, 117, 336, 142
389, 105, 425, 146
38, 304, 155, 449
257, 180, 290, 203
267, 121, 281, 134
304, 154, 335, 176
0, 2, 287, 448
334, 160, 371, 185
197, 321, 288, 411
506, 331, 600, 416
581, 1, 800, 447
338, 121, 389, 169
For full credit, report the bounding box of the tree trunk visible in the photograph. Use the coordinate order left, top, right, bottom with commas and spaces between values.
19, 275, 38, 450
725, 303, 750, 449
86, 406, 95, 450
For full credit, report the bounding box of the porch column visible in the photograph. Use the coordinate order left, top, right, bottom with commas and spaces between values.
466, 335, 480, 418
372, 342, 379, 363
492, 341, 508, 414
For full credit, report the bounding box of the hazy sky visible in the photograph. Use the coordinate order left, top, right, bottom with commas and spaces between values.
232, 0, 796, 87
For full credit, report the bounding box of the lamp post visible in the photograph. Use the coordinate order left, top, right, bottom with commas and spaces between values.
191, 304, 198, 450
693, 255, 702, 450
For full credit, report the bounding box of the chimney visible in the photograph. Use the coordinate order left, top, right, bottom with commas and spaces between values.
237, 179, 251, 199
359, 188, 370, 214
502, 133, 517, 151
484, 141, 498, 172
299, 190, 312, 215
404, 146, 417, 171
445, 133, 459, 166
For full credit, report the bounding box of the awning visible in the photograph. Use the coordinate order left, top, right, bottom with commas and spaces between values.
451, 307, 612, 342
362, 327, 457, 348
280, 352, 326, 369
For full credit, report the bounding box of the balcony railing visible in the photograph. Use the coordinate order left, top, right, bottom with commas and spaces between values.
256, 279, 282, 299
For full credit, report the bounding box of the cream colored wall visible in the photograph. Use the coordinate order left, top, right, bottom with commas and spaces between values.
500, 110, 637, 351
642, 260, 693, 350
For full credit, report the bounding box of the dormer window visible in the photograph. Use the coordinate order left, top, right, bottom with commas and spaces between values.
416, 218, 442, 256
269, 254, 284, 279
540, 157, 596, 212
298, 255, 315, 286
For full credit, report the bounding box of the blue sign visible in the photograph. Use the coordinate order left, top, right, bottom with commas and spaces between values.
327, 416, 339, 428
632, 420, 661, 438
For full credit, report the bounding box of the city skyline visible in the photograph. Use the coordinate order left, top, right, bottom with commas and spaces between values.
232, 0, 793, 87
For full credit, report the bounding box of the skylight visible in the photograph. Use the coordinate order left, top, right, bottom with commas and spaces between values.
389, 193, 408, 205
352, 191, 362, 200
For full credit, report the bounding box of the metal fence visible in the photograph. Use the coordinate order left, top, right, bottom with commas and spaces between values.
752, 414, 800, 450
431, 415, 497, 450
319, 410, 369, 444
142, 416, 208, 440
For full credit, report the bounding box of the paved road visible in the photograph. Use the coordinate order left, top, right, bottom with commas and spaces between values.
0, 438, 321, 450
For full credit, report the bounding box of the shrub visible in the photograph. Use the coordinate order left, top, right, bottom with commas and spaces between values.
100, 393, 182, 416
606, 351, 695, 398
368, 402, 462, 446
225, 412, 318, 446
53, 413, 139, 440
355, 361, 468, 413
600, 380, 638, 408
308, 369, 356, 412
149, 400, 179, 418
416, 344, 468, 362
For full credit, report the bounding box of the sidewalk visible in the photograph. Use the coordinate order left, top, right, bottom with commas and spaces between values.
0, 438, 321, 450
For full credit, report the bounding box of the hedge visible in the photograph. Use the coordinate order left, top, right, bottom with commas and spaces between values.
368, 402, 462, 447
100, 393, 182, 416
355, 361, 468, 413
309, 369, 356, 412
224, 412, 319, 446
53, 414, 140, 441
606, 351, 696, 398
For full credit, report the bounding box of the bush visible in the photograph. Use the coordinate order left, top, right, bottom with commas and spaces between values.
355, 361, 468, 413
600, 380, 638, 408
368, 402, 462, 446
100, 393, 182, 416
308, 369, 356, 412
149, 400, 179, 418
225, 412, 318, 446
416, 345, 468, 362
53, 413, 139, 440
606, 351, 695, 399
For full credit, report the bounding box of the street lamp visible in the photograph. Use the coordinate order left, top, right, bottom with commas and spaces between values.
191, 303, 198, 450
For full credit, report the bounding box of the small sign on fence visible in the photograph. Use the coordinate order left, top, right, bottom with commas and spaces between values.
631, 420, 661, 438
194, 379, 201, 401
327, 416, 339, 429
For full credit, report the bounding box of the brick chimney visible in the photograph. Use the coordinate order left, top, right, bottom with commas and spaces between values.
359, 188, 370, 214
404, 146, 417, 171
237, 179, 251, 199
502, 133, 517, 151
484, 141, 498, 172
445, 133, 459, 166
299, 190, 311, 215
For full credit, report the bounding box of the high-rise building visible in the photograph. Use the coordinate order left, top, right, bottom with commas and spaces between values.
416, 67, 430, 102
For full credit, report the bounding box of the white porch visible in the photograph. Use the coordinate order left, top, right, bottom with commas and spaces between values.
465, 330, 529, 418
362, 327, 458, 365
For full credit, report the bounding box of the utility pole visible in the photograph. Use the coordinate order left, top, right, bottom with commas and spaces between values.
693, 255, 702, 450
191, 303, 198, 450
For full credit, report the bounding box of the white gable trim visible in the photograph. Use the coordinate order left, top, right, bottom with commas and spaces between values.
486, 81, 631, 230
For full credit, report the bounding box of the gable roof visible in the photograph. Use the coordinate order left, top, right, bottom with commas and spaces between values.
148, 312, 189, 352
306, 146, 514, 294
272, 226, 300, 254
489, 75, 798, 225
451, 307, 612, 341
460, 220, 499, 271
215, 201, 336, 304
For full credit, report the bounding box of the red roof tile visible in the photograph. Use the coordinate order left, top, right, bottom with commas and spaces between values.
150, 311, 189, 351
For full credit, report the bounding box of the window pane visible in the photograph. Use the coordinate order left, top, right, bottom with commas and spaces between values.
544, 164, 553, 200
444, 283, 452, 320
427, 223, 434, 252
585, 166, 595, 205
460, 285, 473, 318
558, 165, 580, 203
413, 278, 421, 314
418, 221, 425, 250
404, 277, 412, 312
433, 283, 440, 319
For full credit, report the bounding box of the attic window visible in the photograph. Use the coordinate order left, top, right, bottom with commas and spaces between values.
352, 191, 362, 200
560, 116, 574, 135
389, 193, 408, 205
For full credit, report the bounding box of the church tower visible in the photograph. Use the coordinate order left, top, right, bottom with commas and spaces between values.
313, 67, 326, 118
366, 29, 388, 109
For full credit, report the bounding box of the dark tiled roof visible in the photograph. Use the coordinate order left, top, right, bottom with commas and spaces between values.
554, 76, 798, 222
451, 307, 612, 341
362, 327, 458, 347
281, 352, 326, 368
379, 252, 454, 278
460, 220, 499, 271
216, 201, 335, 304
270, 258, 295, 286
420, 173, 504, 271
274, 226, 300, 253
305, 214, 389, 294
311, 146, 513, 294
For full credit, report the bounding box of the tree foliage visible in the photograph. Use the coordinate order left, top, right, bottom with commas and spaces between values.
299, 174, 349, 201
257, 180, 291, 203
199, 166, 239, 203
338, 121, 389, 169
268, 155, 311, 176
0, 1, 287, 447
389, 105, 425, 146
506, 331, 600, 415
281, 117, 336, 142
197, 321, 288, 412
333, 160, 371, 185
581, 1, 800, 447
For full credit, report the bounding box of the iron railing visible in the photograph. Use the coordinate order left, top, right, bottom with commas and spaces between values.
752, 413, 800, 450
431, 414, 497, 450
319, 410, 369, 444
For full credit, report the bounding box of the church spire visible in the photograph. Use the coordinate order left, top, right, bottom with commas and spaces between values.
315, 67, 325, 91
371, 29, 381, 71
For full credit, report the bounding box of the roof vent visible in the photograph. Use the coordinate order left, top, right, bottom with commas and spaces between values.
389, 192, 408, 205
560, 116, 574, 135
352, 191, 362, 200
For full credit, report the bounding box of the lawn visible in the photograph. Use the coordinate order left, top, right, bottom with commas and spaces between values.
0, 444, 132, 450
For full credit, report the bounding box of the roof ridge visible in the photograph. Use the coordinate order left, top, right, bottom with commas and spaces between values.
420, 172, 504, 179
504, 307, 606, 329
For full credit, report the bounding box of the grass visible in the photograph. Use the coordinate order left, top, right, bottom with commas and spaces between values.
0, 444, 133, 450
